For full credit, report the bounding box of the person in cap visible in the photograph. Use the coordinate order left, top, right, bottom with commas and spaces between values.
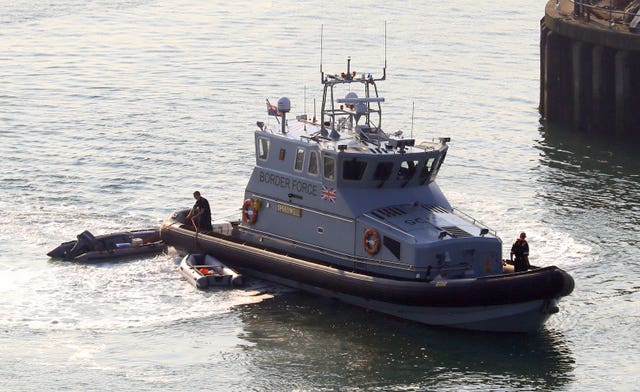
510, 232, 530, 272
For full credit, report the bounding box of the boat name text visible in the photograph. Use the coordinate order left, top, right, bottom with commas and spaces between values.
276, 203, 302, 217
259, 171, 318, 196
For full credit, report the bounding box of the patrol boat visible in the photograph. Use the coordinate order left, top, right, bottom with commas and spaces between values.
161, 58, 574, 332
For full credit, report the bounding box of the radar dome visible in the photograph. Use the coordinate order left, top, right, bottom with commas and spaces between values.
277, 97, 291, 113
345, 92, 358, 100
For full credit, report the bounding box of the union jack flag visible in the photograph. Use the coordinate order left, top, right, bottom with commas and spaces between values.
321, 185, 337, 203
266, 99, 281, 117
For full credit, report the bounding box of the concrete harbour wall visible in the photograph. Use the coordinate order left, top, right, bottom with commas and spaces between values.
541, 0, 640, 139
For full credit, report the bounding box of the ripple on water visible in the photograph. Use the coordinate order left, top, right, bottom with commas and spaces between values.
1, 0, 638, 390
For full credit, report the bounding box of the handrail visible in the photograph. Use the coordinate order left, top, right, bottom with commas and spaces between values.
569, 0, 640, 30
451, 208, 499, 238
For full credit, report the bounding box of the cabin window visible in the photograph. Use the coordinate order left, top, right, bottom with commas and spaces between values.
373, 162, 393, 181
342, 159, 367, 181
420, 157, 436, 180
431, 152, 447, 180
323, 155, 336, 180
279, 148, 286, 161
397, 160, 418, 181
258, 137, 270, 160
294, 148, 305, 171
308, 151, 319, 175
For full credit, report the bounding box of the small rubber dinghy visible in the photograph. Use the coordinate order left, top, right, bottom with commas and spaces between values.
179, 253, 244, 289
47, 229, 166, 262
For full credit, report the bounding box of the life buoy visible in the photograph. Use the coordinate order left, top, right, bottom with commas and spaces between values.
363, 228, 380, 255
242, 199, 258, 225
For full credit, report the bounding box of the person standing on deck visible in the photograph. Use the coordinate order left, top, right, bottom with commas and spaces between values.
510, 232, 530, 272
186, 191, 212, 232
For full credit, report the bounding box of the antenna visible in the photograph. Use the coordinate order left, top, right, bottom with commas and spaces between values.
411, 102, 415, 138
320, 24, 324, 84
382, 21, 387, 80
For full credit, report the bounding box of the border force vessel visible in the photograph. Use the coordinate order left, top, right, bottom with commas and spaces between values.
161, 58, 574, 332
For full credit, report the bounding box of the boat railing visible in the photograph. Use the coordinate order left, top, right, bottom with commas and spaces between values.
451, 208, 498, 237
415, 137, 450, 151
363, 212, 419, 243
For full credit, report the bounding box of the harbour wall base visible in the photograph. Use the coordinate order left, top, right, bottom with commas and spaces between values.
541, 0, 640, 139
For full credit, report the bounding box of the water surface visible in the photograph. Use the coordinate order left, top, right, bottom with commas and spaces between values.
1, 1, 638, 390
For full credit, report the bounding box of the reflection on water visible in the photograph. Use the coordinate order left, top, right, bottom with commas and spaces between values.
534, 124, 640, 383
536, 124, 640, 215
535, 124, 640, 258
1, 0, 636, 388
235, 292, 575, 391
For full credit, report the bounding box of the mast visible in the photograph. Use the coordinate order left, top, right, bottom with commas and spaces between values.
319, 24, 388, 139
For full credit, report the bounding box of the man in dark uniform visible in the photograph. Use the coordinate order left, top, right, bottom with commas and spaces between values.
186, 191, 212, 232
510, 232, 530, 272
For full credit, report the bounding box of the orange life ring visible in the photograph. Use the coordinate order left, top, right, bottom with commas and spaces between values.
363, 228, 381, 255
242, 199, 258, 224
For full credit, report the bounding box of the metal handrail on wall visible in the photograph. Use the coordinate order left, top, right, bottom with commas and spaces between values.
570, 0, 640, 30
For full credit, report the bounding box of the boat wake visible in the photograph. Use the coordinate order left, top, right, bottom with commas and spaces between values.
4, 250, 282, 333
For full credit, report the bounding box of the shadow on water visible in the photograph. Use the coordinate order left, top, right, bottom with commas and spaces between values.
234, 291, 575, 391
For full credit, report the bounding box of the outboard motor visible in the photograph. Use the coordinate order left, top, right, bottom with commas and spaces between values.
66, 230, 100, 259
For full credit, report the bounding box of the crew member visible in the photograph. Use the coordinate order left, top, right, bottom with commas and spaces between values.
510, 232, 530, 272
186, 191, 212, 232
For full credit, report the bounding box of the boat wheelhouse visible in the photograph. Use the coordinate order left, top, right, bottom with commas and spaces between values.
241, 58, 501, 281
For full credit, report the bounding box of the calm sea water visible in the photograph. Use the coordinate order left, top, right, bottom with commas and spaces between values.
1, 1, 639, 390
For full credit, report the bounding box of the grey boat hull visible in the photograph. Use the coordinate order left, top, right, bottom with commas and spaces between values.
161, 212, 573, 332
